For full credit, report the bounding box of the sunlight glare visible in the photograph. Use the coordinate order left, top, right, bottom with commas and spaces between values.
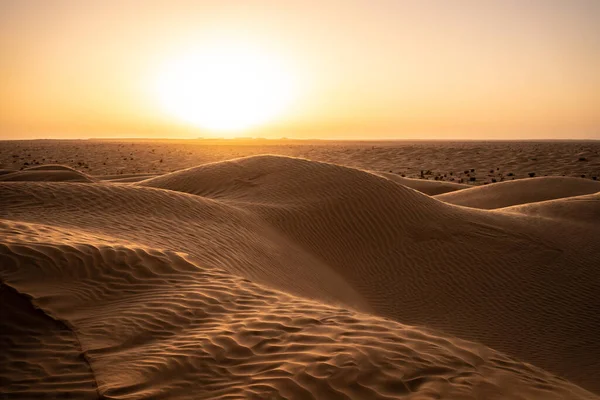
155, 42, 297, 133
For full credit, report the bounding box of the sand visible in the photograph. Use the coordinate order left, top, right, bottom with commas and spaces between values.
0, 165, 96, 183
1, 139, 598, 182
1, 140, 599, 399
500, 192, 600, 225
435, 176, 600, 209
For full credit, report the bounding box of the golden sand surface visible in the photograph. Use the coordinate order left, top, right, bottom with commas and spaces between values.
1, 140, 599, 399
1, 139, 598, 182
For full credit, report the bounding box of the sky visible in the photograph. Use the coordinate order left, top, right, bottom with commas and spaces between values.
1, 0, 599, 140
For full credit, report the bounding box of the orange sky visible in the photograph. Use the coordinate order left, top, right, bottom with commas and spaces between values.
1, 0, 599, 139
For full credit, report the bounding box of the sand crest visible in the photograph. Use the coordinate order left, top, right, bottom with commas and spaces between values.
375, 172, 470, 195
435, 176, 600, 209
0, 164, 95, 183
499, 192, 600, 225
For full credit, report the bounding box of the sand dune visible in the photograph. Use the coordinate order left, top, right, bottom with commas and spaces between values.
500, 192, 600, 225
0, 180, 368, 310
1, 221, 596, 399
98, 173, 161, 182
435, 176, 600, 209
0, 283, 99, 399
0, 164, 95, 183
374, 172, 470, 195
0, 170, 95, 182
137, 156, 600, 391
23, 164, 84, 171
1, 154, 599, 398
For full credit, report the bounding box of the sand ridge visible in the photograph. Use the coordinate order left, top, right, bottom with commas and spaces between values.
0, 164, 95, 183
135, 155, 600, 391
499, 192, 600, 225
0, 282, 99, 399
1, 222, 597, 399
1, 153, 599, 398
374, 172, 470, 195
434, 176, 600, 209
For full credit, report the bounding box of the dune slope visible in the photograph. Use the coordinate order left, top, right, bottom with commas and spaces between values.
0, 221, 596, 399
0, 282, 99, 399
434, 176, 600, 209
0, 165, 94, 182
375, 171, 470, 195
98, 173, 161, 182
139, 156, 600, 391
499, 192, 600, 225
2, 156, 599, 397
0, 181, 368, 311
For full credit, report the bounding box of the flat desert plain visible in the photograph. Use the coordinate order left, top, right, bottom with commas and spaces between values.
1, 139, 599, 399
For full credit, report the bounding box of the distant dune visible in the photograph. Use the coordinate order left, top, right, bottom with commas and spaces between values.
499, 192, 600, 225
0, 164, 95, 182
1, 152, 599, 398
435, 176, 600, 209
97, 173, 161, 182
375, 171, 470, 195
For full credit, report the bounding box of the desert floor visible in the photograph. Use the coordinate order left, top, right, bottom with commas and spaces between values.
1, 139, 599, 399
1, 139, 599, 182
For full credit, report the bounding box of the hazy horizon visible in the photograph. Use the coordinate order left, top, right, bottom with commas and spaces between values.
1, 0, 599, 140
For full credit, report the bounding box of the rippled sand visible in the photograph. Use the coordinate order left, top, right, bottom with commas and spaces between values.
1, 141, 599, 399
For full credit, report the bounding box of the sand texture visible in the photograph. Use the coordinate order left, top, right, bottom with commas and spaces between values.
435, 176, 600, 209
1, 139, 598, 182
0, 165, 95, 183
500, 192, 600, 225
1, 141, 599, 399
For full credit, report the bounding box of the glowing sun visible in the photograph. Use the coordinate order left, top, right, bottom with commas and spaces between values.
155, 42, 297, 132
